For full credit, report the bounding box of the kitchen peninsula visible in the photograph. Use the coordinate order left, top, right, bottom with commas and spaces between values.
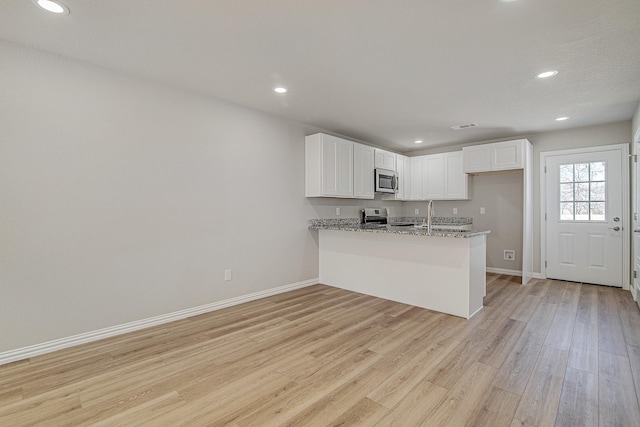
309, 219, 490, 318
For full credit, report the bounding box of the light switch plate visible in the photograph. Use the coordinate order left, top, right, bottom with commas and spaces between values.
453, 208, 458, 215
480, 207, 486, 215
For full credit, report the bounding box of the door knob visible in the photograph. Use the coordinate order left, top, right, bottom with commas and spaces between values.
609, 226, 621, 231
613, 217, 620, 222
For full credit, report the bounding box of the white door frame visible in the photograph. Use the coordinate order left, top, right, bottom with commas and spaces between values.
540, 143, 630, 289
632, 128, 640, 301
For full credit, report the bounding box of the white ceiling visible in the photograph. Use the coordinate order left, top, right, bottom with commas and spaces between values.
1, 0, 639, 152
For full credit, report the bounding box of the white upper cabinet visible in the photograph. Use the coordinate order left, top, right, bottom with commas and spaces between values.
463, 139, 526, 173
444, 151, 468, 199
407, 151, 468, 200
409, 157, 424, 200
423, 154, 445, 199
305, 133, 354, 198
353, 144, 375, 199
402, 156, 411, 200
374, 149, 396, 171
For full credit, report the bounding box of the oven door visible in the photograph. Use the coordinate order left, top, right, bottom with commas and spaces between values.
375, 168, 397, 193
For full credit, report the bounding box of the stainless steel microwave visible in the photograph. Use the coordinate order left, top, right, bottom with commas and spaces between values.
375, 168, 397, 194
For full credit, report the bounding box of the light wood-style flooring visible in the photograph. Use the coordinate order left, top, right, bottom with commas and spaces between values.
1, 274, 640, 426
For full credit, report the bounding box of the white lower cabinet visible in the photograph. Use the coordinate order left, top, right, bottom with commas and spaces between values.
353, 144, 375, 199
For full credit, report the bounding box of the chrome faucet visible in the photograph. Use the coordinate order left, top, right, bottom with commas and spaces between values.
427, 200, 434, 233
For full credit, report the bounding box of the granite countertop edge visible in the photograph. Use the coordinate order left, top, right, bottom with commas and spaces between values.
308, 222, 490, 238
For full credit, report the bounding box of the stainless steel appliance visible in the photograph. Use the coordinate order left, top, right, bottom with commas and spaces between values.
375, 168, 397, 194
361, 208, 388, 226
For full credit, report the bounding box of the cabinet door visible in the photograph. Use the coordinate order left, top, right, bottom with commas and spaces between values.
444, 151, 468, 199
491, 140, 524, 171
395, 155, 405, 200
403, 156, 412, 200
463, 145, 491, 173
423, 154, 445, 199
375, 149, 396, 171
353, 144, 374, 199
322, 135, 353, 197
409, 157, 424, 200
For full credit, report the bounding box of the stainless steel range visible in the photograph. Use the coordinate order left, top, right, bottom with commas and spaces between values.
361, 208, 388, 227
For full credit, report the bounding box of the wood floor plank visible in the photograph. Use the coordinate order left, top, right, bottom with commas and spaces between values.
509, 294, 542, 323
492, 330, 545, 395
576, 283, 598, 324
554, 367, 598, 427
1, 279, 639, 426
525, 300, 558, 336
326, 397, 388, 427
597, 286, 629, 357
512, 346, 568, 427
464, 386, 521, 427
278, 366, 391, 427
424, 328, 493, 389
421, 362, 497, 427
628, 345, 640, 410
368, 338, 460, 409
599, 350, 640, 426
477, 317, 526, 369
568, 319, 598, 373
373, 380, 448, 426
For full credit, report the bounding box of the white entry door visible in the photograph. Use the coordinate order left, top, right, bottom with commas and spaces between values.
545, 149, 623, 287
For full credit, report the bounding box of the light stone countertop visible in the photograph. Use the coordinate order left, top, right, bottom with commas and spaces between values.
308, 218, 490, 239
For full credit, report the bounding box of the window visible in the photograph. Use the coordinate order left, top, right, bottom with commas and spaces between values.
559, 162, 606, 221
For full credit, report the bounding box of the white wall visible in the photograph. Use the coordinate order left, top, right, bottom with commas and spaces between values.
402, 172, 524, 272
0, 41, 321, 353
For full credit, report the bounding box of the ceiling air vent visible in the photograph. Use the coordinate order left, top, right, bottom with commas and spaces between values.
451, 123, 479, 131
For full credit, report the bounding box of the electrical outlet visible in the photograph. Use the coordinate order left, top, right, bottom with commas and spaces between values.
336, 207, 341, 216
224, 269, 232, 281
480, 207, 486, 215
453, 208, 458, 215
504, 250, 515, 261
415, 209, 419, 215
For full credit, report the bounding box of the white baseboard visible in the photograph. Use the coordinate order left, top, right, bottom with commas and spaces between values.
485, 268, 543, 280
486, 267, 522, 276
0, 278, 319, 366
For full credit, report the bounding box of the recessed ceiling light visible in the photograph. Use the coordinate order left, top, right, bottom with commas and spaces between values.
33, 0, 69, 14
414, 140, 424, 144
273, 87, 287, 94
536, 70, 558, 79
555, 116, 570, 121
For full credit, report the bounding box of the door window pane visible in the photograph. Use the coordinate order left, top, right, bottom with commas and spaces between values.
558, 161, 606, 221
560, 202, 574, 220
560, 183, 574, 201
590, 182, 605, 201
575, 163, 589, 182
590, 162, 605, 181
560, 165, 574, 183
575, 183, 589, 201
